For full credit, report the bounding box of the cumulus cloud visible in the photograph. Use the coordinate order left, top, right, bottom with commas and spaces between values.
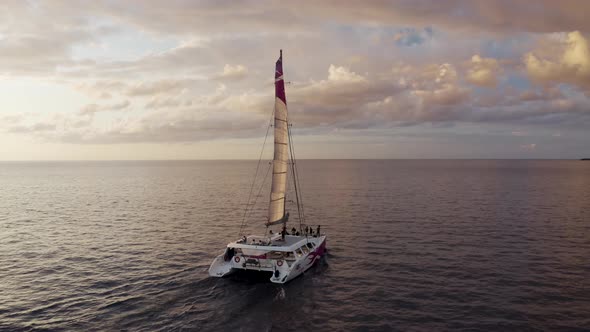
466, 55, 500, 87
327, 65, 366, 83
216, 64, 248, 80
525, 31, 590, 91
403, 63, 470, 107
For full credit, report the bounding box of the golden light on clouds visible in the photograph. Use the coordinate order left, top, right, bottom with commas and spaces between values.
0, 1, 589, 160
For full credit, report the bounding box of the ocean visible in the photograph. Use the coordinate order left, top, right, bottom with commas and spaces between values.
1, 160, 589, 331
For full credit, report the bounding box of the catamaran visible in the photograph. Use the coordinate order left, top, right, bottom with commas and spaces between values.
208, 50, 327, 284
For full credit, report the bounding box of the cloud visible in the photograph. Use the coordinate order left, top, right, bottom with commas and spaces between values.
524, 31, 590, 91
145, 97, 191, 109
125, 80, 187, 96
327, 65, 366, 83
216, 64, 248, 80
56, 107, 269, 144
466, 55, 500, 87
82, 1, 590, 36
0, 2, 118, 75
404, 63, 470, 107
78, 100, 130, 116
0, 114, 24, 124
1, 0, 590, 153
7, 122, 57, 134
519, 87, 564, 101
76, 79, 193, 101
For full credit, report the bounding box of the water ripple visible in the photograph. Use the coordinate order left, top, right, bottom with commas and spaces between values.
0, 160, 589, 331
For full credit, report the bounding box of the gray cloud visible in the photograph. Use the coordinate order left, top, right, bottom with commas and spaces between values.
80, 1, 590, 36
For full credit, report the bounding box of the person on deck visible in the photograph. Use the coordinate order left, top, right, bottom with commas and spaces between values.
316, 225, 321, 236
291, 227, 297, 235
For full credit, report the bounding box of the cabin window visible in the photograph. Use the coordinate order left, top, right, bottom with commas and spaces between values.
295, 249, 303, 257
301, 246, 309, 254
306, 243, 314, 249
285, 252, 295, 260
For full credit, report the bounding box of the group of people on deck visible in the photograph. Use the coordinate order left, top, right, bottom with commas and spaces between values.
274, 225, 321, 238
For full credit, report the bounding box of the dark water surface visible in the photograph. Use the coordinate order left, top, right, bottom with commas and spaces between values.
1, 160, 589, 331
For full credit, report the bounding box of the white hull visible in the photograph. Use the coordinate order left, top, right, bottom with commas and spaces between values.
209, 235, 327, 284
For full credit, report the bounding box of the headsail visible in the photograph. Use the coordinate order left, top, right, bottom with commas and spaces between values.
267, 50, 289, 226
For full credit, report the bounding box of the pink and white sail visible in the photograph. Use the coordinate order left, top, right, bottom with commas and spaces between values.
268, 50, 289, 225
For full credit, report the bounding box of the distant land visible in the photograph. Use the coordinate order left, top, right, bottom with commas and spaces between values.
581, 158, 590, 160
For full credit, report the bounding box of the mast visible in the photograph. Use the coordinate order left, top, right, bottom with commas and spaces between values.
267, 50, 289, 226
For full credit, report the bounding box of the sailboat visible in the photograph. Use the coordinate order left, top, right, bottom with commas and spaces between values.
208, 50, 327, 284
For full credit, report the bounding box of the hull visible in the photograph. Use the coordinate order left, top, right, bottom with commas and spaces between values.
208, 235, 327, 284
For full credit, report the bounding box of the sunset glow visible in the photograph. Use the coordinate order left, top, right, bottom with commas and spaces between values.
1, 1, 589, 160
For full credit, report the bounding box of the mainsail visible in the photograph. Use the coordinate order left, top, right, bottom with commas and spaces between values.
267, 50, 289, 226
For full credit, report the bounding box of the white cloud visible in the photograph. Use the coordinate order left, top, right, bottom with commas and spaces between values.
327, 65, 366, 83
467, 55, 500, 87
218, 64, 248, 80
525, 31, 590, 91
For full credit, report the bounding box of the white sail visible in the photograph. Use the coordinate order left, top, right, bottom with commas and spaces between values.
268, 50, 289, 225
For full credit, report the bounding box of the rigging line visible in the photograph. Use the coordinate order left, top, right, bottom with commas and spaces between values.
289, 125, 305, 218
286, 161, 303, 238
288, 129, 302, 229
238, 108, 275, 236
242, 160, 273, 234
288, 122, 306, 226
287, 118, 305, 231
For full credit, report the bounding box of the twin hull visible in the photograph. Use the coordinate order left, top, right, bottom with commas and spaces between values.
209, 236, 327, 284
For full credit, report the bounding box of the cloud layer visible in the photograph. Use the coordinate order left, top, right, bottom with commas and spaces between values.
1, 1, 589, 158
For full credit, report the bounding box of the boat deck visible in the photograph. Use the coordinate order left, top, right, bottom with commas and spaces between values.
229, 234, 323, 252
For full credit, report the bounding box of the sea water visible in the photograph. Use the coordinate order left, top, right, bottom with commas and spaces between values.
1, 160, 589, 331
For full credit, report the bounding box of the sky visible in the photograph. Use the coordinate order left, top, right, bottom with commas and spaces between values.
1, 0, 589, 160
